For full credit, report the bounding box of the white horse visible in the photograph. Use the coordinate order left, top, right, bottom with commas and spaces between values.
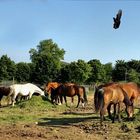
9, 83, 45, 106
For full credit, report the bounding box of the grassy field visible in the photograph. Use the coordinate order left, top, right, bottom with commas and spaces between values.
0, 93, 140, 140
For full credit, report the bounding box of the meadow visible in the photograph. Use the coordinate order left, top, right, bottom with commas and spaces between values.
0, 92, 140, 140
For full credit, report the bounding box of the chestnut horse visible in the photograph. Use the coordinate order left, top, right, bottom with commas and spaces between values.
45, 82, 61, 95
45, 82, 75, 105
94, 83, 133, 124
45, 82, 63, 105
51, 84, 88, 108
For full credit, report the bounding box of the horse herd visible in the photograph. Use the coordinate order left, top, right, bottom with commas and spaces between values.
0, 82, 140, 124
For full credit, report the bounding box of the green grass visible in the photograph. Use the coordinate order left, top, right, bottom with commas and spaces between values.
0, 95, 94, 124
0, 96, 56, 124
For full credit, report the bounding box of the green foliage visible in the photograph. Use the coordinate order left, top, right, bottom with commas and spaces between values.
127, 69, 140, 83
112, 60, 127, 82
87, 59, 106, 84
16, 62, 31, 82
59, 59, 92, 84
1, 39, 140, 84
0, 55, 16, 81
29, 39, 65, 84
103, 63, 113, 82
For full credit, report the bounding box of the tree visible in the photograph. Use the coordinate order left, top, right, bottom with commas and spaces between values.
112, 60, 127, 81
59, 62, 71, 83
0, 55, 16, 81
29, 39, 65, 84
70, 60, 91, 84
103, 63, 113, 83
60, 60, 91, 84
16, 62, 31, 82
127, 69, 140, 83
127, 59, 140, 73
87, 59, 106, 84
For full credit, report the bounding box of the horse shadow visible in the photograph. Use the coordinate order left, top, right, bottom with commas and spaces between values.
38, 113, 99, 127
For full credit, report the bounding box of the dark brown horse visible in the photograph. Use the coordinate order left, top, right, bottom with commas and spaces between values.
94, 83, 133, 124
0, 86, 11, 106
51, 84, 88, 108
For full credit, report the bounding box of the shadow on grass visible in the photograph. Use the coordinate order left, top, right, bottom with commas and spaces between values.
62, 111, 94, 116
38, 115, 99, 127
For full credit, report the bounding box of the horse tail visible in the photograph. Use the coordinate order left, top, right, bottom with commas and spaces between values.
94, 87, 104, 113
121, 87, 132, 106
82, 86, 88, 103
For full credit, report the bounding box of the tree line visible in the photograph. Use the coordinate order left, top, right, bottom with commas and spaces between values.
0, 39, 140, 85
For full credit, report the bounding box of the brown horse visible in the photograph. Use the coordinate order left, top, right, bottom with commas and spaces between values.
94, 83, 133, 124
0, 86, 11, 106
118, 82, 140, 118
51, 84, 88, 108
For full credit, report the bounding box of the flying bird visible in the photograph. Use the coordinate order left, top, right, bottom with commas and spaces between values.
113, 9, 122, 29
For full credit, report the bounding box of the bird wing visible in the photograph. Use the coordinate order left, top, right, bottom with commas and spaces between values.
116, 9, 122, 20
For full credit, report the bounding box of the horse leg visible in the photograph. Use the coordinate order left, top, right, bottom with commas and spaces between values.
63, 96, 68, 106
11, 94, 16, 106
28, 92, 32, 99
80, 97, 85, 108
76, 95, 80, 108
112, 104, 117, 123
117, 103, 122, 123
60, 95, 63, 104
107, 103, 112, 120
130, 99, 134, 118
57, 96, 62, 105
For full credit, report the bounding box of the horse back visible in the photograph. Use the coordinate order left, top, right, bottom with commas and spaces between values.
102, 85, 125, 104
56, 84, 76, 97
119, 82, 139, 99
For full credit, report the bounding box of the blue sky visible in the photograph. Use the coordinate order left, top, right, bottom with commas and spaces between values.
0, 0, 140, 64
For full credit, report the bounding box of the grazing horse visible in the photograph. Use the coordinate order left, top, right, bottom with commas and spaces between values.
118, 82, 140, 118
45, 82, 75, 105
9, 83, 45, 106
0, 86, 11, 106
44, 82, 61, 95
51, 84, 88, 108
44, 82, 62, 104
94, 84, 133, 124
